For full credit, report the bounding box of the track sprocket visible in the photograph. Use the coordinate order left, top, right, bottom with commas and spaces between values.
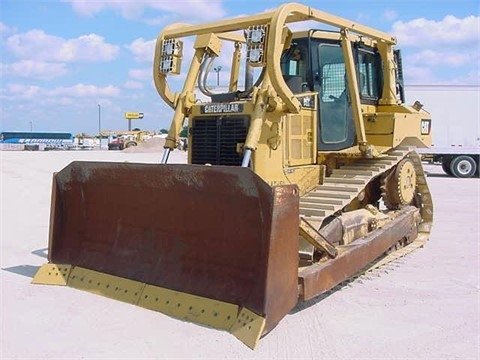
381, 158, 416, 209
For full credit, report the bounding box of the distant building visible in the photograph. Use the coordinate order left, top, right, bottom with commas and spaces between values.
0, 131, 74, 150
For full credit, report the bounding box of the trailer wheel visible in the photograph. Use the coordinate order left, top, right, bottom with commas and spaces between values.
450, 155, 477, 178
441, 159, 453, 176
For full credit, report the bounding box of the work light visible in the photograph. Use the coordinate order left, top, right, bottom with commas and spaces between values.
159, 39, 183, 74
246, 25, 268, 66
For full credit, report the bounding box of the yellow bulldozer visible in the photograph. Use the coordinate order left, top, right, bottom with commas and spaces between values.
33, 3, 433, 349
101, 130, 153, 150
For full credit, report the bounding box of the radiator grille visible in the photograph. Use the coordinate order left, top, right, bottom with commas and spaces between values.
191, 116, 249, 166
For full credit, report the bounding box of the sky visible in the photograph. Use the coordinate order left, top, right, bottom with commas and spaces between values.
1, 0, 479, 135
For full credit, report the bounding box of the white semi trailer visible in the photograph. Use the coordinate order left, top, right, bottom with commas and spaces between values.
406, 85, 479, 178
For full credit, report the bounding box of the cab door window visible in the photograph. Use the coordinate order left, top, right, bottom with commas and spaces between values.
317, 43, 354, 149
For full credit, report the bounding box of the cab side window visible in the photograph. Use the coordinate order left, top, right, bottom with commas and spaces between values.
357, 48, 382, 103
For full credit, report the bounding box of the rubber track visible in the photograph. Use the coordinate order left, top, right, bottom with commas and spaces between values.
299, 146, 433, 265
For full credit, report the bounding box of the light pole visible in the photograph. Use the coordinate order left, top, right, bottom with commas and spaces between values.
213, 66, 222, 86
97, 104, 101, 134
98, 104, 101, 148
29, 121, 33, 132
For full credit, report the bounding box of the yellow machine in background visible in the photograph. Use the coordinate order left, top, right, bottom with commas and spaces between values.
34, 3, 433, 349
101, 130, 153, 150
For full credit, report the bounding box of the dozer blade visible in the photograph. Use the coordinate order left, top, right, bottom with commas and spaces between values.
34, 161, 300, 349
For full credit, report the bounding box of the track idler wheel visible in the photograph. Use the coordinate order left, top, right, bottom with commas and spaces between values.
382, 159, 416, 209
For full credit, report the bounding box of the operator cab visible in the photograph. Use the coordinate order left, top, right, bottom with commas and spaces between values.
281, 31, 383, 151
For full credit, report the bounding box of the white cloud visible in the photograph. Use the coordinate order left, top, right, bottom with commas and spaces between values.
0, 21, 16, 37
0, 61, 68, 80
3, 83, 120, 100
382, 10, 398, 22
393, 15, 480, 47
6, 30, 120, 62
288, 20, 324, 32
408, 49, 476, 67
128, 68, 151, 81
143, 14, 173, 27
392, 15, 480, 84
355, 12, 370, 24
0, 22, 8, 34
40, 96, 76, 106
66, 0, 105, 17
125, 38, 156, 62
6, 83, 43, 99
455, 70, 480, 85
67, 0, 226, 22
49, 83, 121, 97
402, 66, 436, 85
124, 80, 143, 89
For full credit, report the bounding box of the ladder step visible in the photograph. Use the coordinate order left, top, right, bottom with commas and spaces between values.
317, 185, 361, 193
300, 203, 336, 211
356, 159, 396, 166
309, 191, 352, 199
323, 177, 367, 185
332, 169, 376, 177
300, 197, 345, 205
297, 148, 411, 226
299, 208, 327, 217
348, 162, 388, 169
339, 165, 383, 172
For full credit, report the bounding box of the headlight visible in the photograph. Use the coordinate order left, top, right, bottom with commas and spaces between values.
161, 39, 182, 56
247, 47, 264, 64
245, 25, 268, 66
159, 39, 183, 74
247, 26, 266, 44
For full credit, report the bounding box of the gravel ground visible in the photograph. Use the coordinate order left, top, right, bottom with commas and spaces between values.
1, 150, 479, 359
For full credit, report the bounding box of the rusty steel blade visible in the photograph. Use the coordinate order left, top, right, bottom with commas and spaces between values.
48, 161, 300, 333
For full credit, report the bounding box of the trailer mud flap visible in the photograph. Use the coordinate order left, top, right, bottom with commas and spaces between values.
33, 161, 300, 349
